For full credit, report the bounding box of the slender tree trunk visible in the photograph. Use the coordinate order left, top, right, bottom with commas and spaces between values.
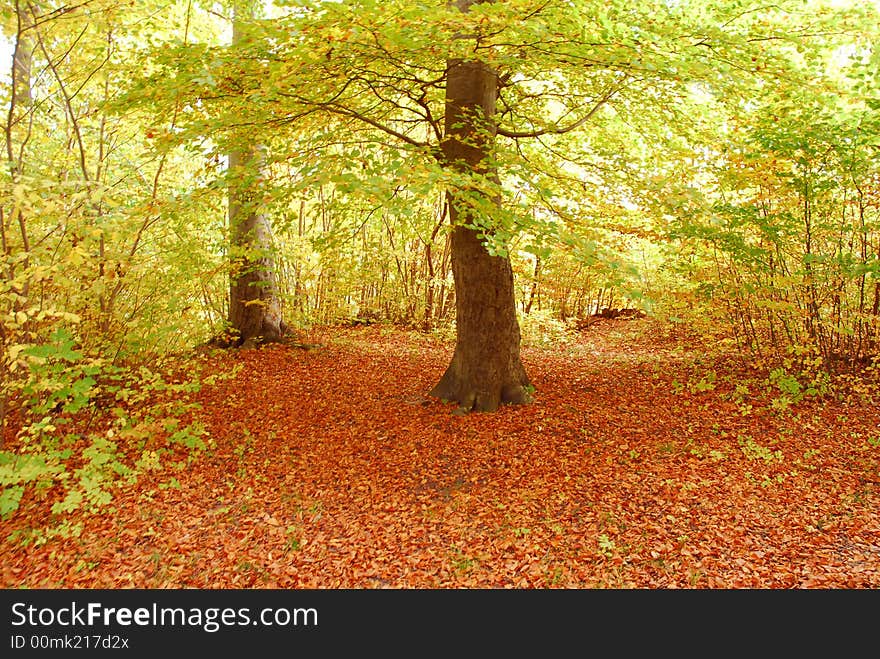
226, 3, 284, 348
429, 3, 531, 411
524, 256, 541, 315
1, 0, 35, 443
11, 0, 33, 108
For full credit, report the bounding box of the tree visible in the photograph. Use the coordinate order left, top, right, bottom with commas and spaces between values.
429, 0, 531, 411
226, 2, 285, 348
266, 0, 766, 410
3, 0, 34, 303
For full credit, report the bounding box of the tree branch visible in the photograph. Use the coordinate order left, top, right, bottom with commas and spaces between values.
320, 103, 430, 149
496, 83, 624, 139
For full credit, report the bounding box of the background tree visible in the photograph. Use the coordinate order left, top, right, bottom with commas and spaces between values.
225, 1, 284, 348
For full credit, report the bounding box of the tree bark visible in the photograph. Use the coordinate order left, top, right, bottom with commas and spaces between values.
226, 4, 284, 348
429, 223, 531, 411
227, 147, 284, 348
429, 9, 531, 412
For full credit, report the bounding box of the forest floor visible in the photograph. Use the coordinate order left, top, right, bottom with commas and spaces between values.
2, 318, 879, 588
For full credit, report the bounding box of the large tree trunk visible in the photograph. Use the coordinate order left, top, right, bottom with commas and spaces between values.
226, 4, 284, 349
227, 147, 284, 348
430, 224, 531, 411
429, 17, 531, 412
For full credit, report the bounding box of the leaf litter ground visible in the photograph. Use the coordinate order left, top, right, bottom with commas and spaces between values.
2, 320, 879, 588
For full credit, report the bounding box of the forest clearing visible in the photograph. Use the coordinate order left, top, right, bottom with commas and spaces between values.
2, 0, 880, 592
3, 318, 878, 589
